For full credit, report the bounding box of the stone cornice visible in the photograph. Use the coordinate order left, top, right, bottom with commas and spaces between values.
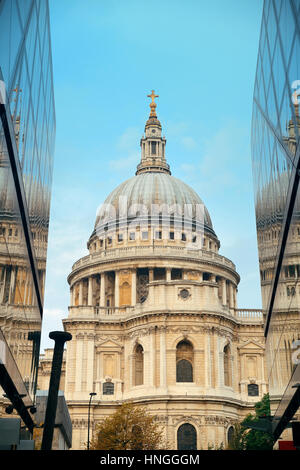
62, 313, 262, 344
66, 394, 259, 409
67, 247, 240, 285
63, 308, 262, 330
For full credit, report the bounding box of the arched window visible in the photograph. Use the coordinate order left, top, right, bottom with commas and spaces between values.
227, 426, 234, 448
151, 141, 157, 155
177, 359, 193, 382
176, 340, 193, 382
224, 344, 231, 386
134, 344, 144, 386
177, 423, 197, 450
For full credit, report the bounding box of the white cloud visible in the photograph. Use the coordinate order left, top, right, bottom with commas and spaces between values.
180, 163, 196, 173
109, 151, 139, 171
181, 136, 197, 150
43, 308, 65, 318
108, 127, 141, 171
167, 121, 189, 136
116, 127, 140, 151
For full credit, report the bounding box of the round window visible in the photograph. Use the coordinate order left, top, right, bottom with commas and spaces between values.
179, 289, 190, 299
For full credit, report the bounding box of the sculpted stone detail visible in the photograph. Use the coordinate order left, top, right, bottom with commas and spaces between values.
153, 415, 169, 424
72, 419, 88, 429
171, 415, 203, 428
204, 416, 230, 426
95, 335, 123, 342
186, 270, 199, 281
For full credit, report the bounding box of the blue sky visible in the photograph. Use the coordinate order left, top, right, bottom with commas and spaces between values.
41, 0, 264, 350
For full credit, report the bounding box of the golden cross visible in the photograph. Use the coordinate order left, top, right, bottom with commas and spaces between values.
147, 90, 159, 104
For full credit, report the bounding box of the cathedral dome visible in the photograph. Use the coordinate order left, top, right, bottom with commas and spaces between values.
92, 91, 217, 241
94, 172, 215, 236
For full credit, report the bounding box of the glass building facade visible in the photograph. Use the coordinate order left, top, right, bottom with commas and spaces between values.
251, 0, 300, 440
0, 0, 55, 434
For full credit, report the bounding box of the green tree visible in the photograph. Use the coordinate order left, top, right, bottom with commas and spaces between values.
89, 403, 166, 450
242, 394, 274, 450
226, 422, 248, 450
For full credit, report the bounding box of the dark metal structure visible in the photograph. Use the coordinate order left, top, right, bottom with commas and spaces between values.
251, 0, 300, 442
41, 331, 72, 450
87, 392, 97, 451
0, 1, 55, 439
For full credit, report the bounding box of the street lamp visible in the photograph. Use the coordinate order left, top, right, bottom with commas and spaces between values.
87, 392, 97, 450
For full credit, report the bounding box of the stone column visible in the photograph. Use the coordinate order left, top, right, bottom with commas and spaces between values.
149, 268, 154, 282
166, 268, 171, 282
86, 334, 94, 392
222, 278, 227, 305
42, 270, 46, 299
115, 270, 119, 308
70, 286, 73, 307
218, 337, 224, 387
205, 333, 211, 387
131, 269, 136, 306
149, 328, 156, 387
229, 283, 234, 310
230, 348, 235, 389
88, 276, 93, 306
75, 334, 84, 392
9, 266, 15, 304
23, 270, 28, 305
79, 281, 83, 306
0, 266, 6, 303
233, 287, 237, 308
64, 338, 73, 399
214, 334, 220, 388
100, 273, 105, 307
160, 327, 167, 389
129, 353, 134, 388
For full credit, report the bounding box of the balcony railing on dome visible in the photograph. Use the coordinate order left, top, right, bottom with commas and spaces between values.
234, 309, 264, 322
71, 245, 236, 271
67, 305, 264, 324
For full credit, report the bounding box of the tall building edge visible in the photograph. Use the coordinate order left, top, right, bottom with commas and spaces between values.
0, 0, 56, 443
251, 0, 300, 443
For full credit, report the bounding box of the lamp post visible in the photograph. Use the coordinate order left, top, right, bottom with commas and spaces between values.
87, 392, 97, 450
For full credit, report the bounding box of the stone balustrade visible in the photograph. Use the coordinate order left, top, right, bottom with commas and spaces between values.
234, 308, 264, 322
0, 303, 40, 320
71, 245, 236, 272
68, 305, 264, 324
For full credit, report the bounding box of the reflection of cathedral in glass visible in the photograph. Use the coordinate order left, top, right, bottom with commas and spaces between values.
0, 0, 55, 431
251, 0, 300, 441
255, 101, 300, 396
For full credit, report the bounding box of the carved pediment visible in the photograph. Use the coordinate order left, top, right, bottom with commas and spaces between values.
96, 338, 123, 351
238, 339, 265, 353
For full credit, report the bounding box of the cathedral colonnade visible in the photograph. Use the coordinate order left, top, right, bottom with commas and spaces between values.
69, 267, 238, 312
